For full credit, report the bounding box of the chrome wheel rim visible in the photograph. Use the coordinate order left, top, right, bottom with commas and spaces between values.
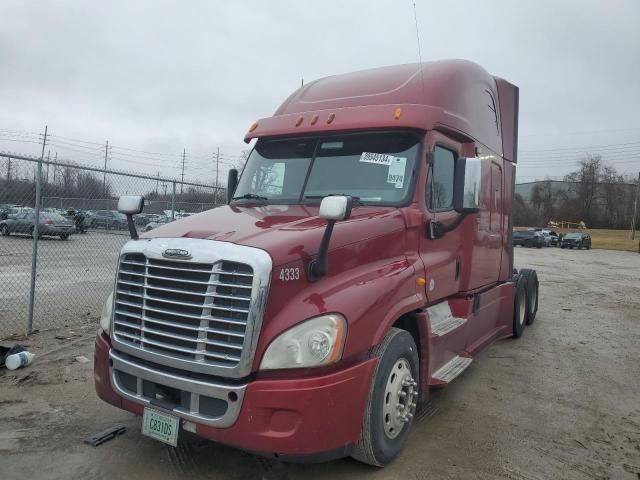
382, 358, 417, 439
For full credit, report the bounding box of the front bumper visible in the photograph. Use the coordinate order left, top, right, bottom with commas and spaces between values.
94, 332, 376, 459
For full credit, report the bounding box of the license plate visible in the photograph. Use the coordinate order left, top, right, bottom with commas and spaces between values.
142, 408, 179, 446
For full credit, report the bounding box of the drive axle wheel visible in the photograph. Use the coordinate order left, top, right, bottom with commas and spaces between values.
518, 269, 539, 325
512, 274, 527, 338
353, 328, 419, 467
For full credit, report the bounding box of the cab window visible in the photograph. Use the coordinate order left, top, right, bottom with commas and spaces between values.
426, 146, 455, 210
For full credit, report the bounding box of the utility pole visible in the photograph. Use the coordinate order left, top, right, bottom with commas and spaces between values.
102, 140, 109, 198
28, 125, 48, 334
180, 149, 186, 194
52, 152, 57, 185
631, 171, 640, 240
46, 150, 50, 184
215, 147, 220, 187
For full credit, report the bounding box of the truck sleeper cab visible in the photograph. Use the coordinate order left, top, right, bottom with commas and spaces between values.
94, 59, 540, 466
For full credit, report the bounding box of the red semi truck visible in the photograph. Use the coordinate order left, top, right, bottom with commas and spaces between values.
94, 59, 539, 466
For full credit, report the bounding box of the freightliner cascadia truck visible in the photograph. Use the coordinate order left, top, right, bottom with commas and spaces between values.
95, 59, 539, 466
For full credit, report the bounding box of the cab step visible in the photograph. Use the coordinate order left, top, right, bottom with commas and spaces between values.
432, 356, 473, 383
427, 301, 467, 337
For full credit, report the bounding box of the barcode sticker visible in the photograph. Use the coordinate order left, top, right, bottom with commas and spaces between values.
387, 157, 406, 188
359, 152, 395, 166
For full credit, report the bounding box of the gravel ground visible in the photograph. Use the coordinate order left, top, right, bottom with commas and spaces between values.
0, 230, 128, 338
0, 247, 638, 480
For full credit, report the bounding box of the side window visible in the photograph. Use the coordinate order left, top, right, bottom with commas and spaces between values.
426, 146, 455, 210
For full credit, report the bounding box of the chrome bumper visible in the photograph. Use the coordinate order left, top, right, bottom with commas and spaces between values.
109, 349, 247, 428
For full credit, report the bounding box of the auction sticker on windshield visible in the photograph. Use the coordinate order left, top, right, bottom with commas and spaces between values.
359, 152, 395, 165
387, 156, 406, 188
142, 408, 179, 446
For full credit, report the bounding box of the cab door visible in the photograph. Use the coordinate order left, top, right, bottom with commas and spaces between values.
418, 140, 463, 303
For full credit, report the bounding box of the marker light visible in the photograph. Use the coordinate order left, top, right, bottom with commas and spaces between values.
311, 114, 319, 125
394, 107, 402, 120
249, 122, 258, 132
296, 116, 304, 127
327, 113, 335, 124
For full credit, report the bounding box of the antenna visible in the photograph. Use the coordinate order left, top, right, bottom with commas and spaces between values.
412, 2, 426, 95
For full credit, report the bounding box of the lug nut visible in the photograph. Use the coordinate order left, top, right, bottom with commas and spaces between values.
399, 391, 407, 398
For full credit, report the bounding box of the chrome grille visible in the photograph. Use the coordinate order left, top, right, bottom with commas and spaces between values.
113, 253, 254, 368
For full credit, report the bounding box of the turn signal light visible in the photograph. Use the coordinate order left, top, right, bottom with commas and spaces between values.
248, 122, 258, 132
416, 277, 426, 286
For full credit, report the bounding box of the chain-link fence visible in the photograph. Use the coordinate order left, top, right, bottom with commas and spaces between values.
0, 152, 225, 338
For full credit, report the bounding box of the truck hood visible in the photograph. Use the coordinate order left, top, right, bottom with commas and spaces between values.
142, 204, 407, 266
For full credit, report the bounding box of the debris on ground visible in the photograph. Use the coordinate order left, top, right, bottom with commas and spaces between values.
84, 425, 127, 447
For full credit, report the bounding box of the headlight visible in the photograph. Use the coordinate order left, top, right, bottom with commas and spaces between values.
259, 314, 346, 370
100, 292, 113, 334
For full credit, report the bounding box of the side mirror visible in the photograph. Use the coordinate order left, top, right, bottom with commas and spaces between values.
226, 169, 239, 204
117, 195, 144, 239
117, 195, 145, 215
453, 157, 481, 213
309, 195, 353, 281
319, 195, 353, 221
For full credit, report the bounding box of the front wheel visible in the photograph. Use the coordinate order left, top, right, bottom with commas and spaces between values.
352, 328, 419, 467
60, 234, 69, 240
0, 224, 9, 236
524, 239, 533, 248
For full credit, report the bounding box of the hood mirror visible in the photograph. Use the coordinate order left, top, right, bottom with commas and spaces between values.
319, 195, 353, 221
227, 169, 239, 204
309, 195, 353, 282
117, 195, 144, 240
117, 195, 144, 215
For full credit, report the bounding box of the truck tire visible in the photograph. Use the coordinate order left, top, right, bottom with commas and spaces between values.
512, 274, 527, 338
352, 328, 419, 467
518, 268, 539, 325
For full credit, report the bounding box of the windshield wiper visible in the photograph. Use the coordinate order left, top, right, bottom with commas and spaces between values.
304, 194, 361, 204
232, 193, 269, 202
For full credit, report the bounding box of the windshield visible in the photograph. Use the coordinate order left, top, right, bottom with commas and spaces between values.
233, 132, 420, 205
565, 233, 580, 239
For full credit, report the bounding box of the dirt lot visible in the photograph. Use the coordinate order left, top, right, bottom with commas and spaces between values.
1, 247, 639, 480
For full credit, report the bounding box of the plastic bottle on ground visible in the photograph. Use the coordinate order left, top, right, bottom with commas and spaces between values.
5, 351, 35, 370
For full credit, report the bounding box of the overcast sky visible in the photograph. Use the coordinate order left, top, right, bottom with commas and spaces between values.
1, 0, 639, 186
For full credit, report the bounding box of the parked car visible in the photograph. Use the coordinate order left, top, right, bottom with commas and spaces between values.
538, 230, 558, 247
88, 210, 127, 230
513, 230, 544, 248
0, 204, 32, 220
560, 232, 591, 250
0, 211, 75, 239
